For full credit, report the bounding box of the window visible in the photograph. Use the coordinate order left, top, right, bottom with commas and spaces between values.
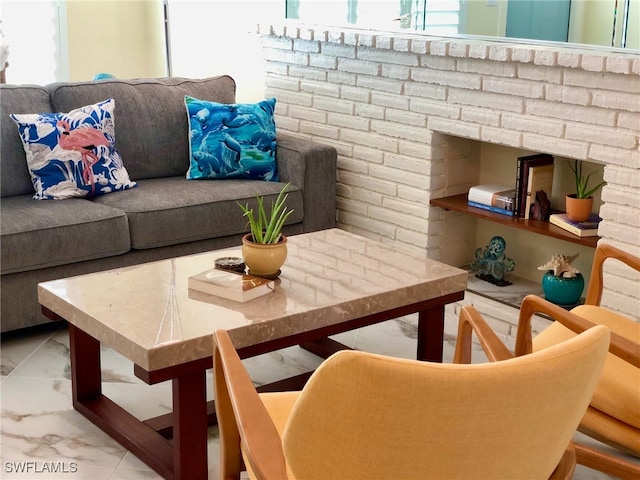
0, 0, 67, 84
285, 0, 460, 36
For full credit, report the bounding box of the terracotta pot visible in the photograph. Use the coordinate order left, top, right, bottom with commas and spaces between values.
241, 233, 287, 278
565, 194, 593, 222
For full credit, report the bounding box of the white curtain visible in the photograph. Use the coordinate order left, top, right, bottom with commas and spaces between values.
0, 0, 67, 85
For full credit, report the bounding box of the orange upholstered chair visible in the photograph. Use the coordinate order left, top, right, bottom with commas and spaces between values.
214, 312, 609, 480
533, 244, 640, 478
457, 257, 639, 480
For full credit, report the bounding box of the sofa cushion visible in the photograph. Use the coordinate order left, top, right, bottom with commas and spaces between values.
0, 195, 130, 275
185, 96, 278, 181
91, 177, 304, 249
48, 76, 237, 181
10, 98, 137, 200
0, 85, 53, 198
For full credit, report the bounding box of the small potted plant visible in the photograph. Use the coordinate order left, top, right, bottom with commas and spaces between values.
537, 253, 585, 306
566, 159, 606, 222
237, 182, 294, 278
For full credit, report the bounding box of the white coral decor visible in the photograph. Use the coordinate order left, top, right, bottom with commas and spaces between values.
538, 253, 581, 278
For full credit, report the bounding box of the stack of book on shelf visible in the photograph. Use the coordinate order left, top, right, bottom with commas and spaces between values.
549, 213, 602, 237
514, 153, 555, 220
467, 184, 516, 216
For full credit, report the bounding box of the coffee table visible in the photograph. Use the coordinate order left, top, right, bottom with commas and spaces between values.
38, 228, 467, 480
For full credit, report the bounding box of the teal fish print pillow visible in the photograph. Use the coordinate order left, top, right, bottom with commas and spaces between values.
185, 96, 278, 181
10, 98, 137, 200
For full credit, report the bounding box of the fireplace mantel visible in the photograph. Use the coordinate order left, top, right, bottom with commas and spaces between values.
258, 22, 639, 320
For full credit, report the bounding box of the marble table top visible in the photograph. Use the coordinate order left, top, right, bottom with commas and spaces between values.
38, 229, 468, 371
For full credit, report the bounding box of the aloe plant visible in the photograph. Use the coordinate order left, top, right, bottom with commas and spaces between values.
568, 160, 606, 199
237, 182, 294, 244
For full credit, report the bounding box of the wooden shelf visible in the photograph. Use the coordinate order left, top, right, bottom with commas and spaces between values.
430, 194, 598, 249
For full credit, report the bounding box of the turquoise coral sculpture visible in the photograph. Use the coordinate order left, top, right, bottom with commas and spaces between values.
470, 236, 515, 285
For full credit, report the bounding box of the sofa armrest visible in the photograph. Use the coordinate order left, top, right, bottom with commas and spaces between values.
276, 134, 337, 232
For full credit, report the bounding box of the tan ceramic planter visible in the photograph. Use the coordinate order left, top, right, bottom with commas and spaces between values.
565, 194, 593, 222
242, 233, 287, 278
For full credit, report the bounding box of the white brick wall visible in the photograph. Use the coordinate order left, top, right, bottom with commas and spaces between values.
258, 23, 640, 323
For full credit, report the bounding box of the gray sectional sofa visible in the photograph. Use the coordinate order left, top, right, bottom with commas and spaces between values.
0, 76, 337, 333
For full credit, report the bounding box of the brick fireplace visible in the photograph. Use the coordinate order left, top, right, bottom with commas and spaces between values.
258, 22, 639, 322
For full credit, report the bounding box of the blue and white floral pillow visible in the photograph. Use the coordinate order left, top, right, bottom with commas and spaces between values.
185, 96, 278, 181
10, 98, 137, 200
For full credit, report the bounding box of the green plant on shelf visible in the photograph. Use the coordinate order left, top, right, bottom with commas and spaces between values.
567, 159, 606, 199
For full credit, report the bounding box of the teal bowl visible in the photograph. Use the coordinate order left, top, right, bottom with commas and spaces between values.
542, 271, 584, 306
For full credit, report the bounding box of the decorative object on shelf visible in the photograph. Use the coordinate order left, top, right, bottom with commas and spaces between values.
538, 253, 585, 306
237, 183, 293, 278
566, 160, 606, 222
530, 189, 551, 221
565, 194, 593, 223
470, 236, 515, 286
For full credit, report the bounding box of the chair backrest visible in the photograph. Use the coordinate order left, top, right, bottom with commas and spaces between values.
282, 325, 610, 480
584, 243, 640, 307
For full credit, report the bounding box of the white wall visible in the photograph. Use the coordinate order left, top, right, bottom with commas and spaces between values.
65, 0, 166, 81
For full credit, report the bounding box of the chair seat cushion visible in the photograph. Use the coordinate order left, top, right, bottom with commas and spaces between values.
91, 177, 303, 249
533, 305, 640, 430
580, 402, 640, 455
0, 195, 130, 274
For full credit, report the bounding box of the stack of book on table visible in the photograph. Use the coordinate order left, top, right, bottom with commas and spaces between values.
549, 213, 601, 237
188, 268, 275, 302
467, 184, 516, 216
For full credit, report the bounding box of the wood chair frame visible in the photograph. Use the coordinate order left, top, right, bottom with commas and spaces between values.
455, 243, 640, 480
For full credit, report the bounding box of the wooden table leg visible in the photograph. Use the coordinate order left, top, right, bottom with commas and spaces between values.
69, 324, 101, 404
69, 324, 207, 479
417, 305, 445, 362
173, 370, 208, 480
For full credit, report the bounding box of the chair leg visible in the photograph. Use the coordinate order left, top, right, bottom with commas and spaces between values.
549, 445, 576, 480
575, 442, 640, 480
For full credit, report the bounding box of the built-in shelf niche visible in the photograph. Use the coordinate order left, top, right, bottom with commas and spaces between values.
433, 137, 605, 300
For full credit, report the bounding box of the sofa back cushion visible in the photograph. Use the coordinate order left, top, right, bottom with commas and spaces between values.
1, 85, 54, 197
47, 76, 236, 180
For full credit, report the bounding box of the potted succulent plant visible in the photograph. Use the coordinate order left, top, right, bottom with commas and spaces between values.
237, 182, 294, 278
537, 253, 585, 306
566, 160, 606, 222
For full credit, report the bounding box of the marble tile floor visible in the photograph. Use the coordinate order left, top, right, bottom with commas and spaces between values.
0, 316, 633, 479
